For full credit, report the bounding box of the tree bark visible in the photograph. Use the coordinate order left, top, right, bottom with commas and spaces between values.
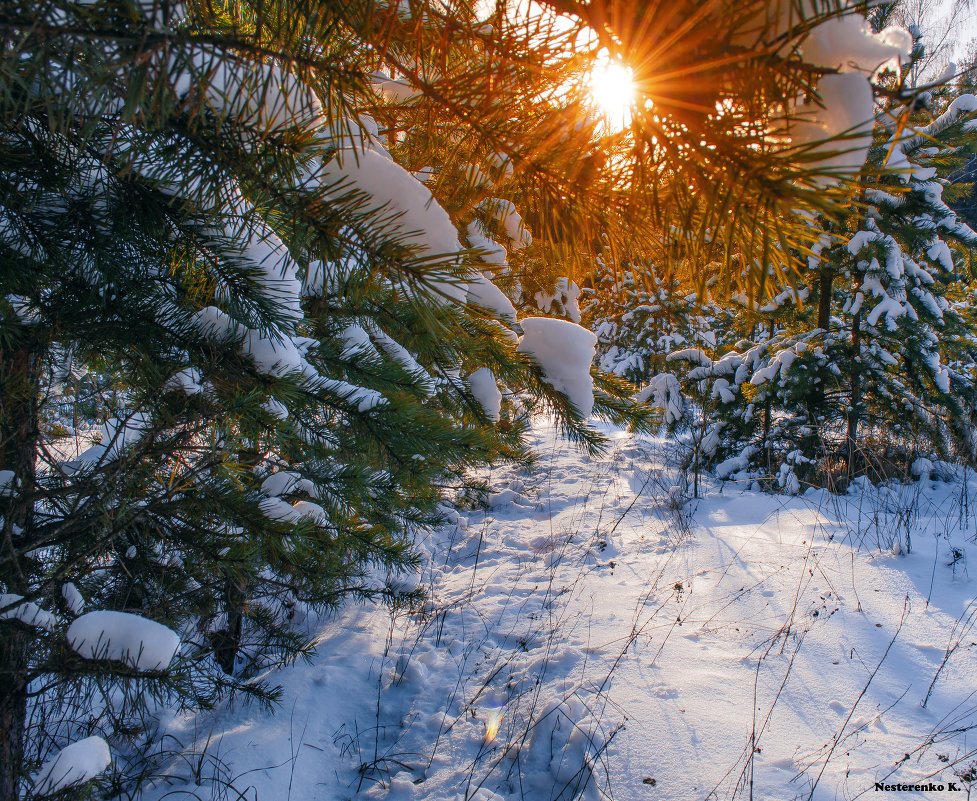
762, 318, 774, 474
211, 443, 262, 675
214, 576, 247, 676
847, 307, 862, 477
800, 270, 833, 467
0, 336, 42, 801
0, 628, 29, 801
817, 269, 833, 331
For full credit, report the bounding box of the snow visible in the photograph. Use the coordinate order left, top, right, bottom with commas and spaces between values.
235, 221, 304, 325
145, 420, 977, 801
848, 228, 881, 256
68, 412, 151, 468
376, 78, 421, 104
886, 95, 977, 184
461, 161, 492, 189
468, 367, 502, 421
485, 487, 532, 509
634, 372, 685, 424
6, 293, 38, 322
192, 55, 325, 133
0, 594, 58, 631
478, 198, 532, 250
710, 377, 736, 403
340, 323, 379, 359
759, 285, 809, 312
910, 457, 934, 479
32, 736, 111, 796
321, 377, 386, 413
793, 72, 875, 185
367, 323, 435, 394
241, 327, 320, 383
62, 583, 85, 615
920, 94, 977, 139
927, 239, 954, 272
164, 367, 205, 396
467, 221, 508, 266
750, 342, 806, 385
191, 306, 322, 387
714, 446, 757, 479
785, 8, 910, 184
467, 273, 517, 321
534, 278, 582, 323
319, 138, 467, 304
290, 500, 328, 526
262, 398, 289, 420
258, 495, 329, 527
517, 317, 597, 417
801, 15, 911, 74
66, 611, 180, 670
924, 351, 952, 393
261, 470, 318, 499
668, 347, 712, 366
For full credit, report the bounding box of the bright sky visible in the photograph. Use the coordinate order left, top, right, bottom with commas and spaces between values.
919, 0, 977, 75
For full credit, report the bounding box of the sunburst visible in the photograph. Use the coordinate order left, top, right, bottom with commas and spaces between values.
589, 57, 635, 131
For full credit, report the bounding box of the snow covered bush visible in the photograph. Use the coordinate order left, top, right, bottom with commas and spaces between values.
582, 21, 977, 495
643, 82, 977, 491
587, 258, 721, 387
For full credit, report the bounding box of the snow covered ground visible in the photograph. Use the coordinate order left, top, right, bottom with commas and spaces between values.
148, 421, 977, 801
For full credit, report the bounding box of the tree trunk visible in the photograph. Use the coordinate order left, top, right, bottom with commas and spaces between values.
214, 576, 247, 676
212, 444, 262, 675
762, 318, 774, 474
798, 271, 833, 466
817, 269, 833, 331
0, 337, 42, 801
0, 628, 29, 801
847, 308, 862, 477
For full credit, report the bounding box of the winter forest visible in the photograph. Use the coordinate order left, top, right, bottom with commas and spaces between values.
6, 0, 977, 799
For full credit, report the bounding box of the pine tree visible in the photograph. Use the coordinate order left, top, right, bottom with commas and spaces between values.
647, 82, 977, 491
0, 0, 650, 795
0, 0, 933, 796
587, 257, 722, 387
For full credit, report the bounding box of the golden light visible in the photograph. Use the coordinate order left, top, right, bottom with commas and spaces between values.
588, 57, 636, 131
484, 707, 503, 744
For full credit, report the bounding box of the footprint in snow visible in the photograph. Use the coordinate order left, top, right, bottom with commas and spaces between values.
486, 489, 533, 509
915, 644, 946, 661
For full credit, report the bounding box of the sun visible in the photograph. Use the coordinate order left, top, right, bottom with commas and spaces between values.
589, 58, 636, 131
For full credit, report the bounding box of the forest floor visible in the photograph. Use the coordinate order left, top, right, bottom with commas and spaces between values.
148, 421, 977, 801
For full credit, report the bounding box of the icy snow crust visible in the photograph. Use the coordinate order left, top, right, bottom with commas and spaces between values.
146, 421, 977, 801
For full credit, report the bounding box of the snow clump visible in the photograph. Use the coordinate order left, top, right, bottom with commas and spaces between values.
517, 317, 597, 417
468, 367, 503, 421
0, 594, 58, 631
790, 4, 912, 184
66, 611, 180, 670
32, 736, 111, 797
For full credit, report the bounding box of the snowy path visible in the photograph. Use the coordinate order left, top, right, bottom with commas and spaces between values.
153, 423, 977, 801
